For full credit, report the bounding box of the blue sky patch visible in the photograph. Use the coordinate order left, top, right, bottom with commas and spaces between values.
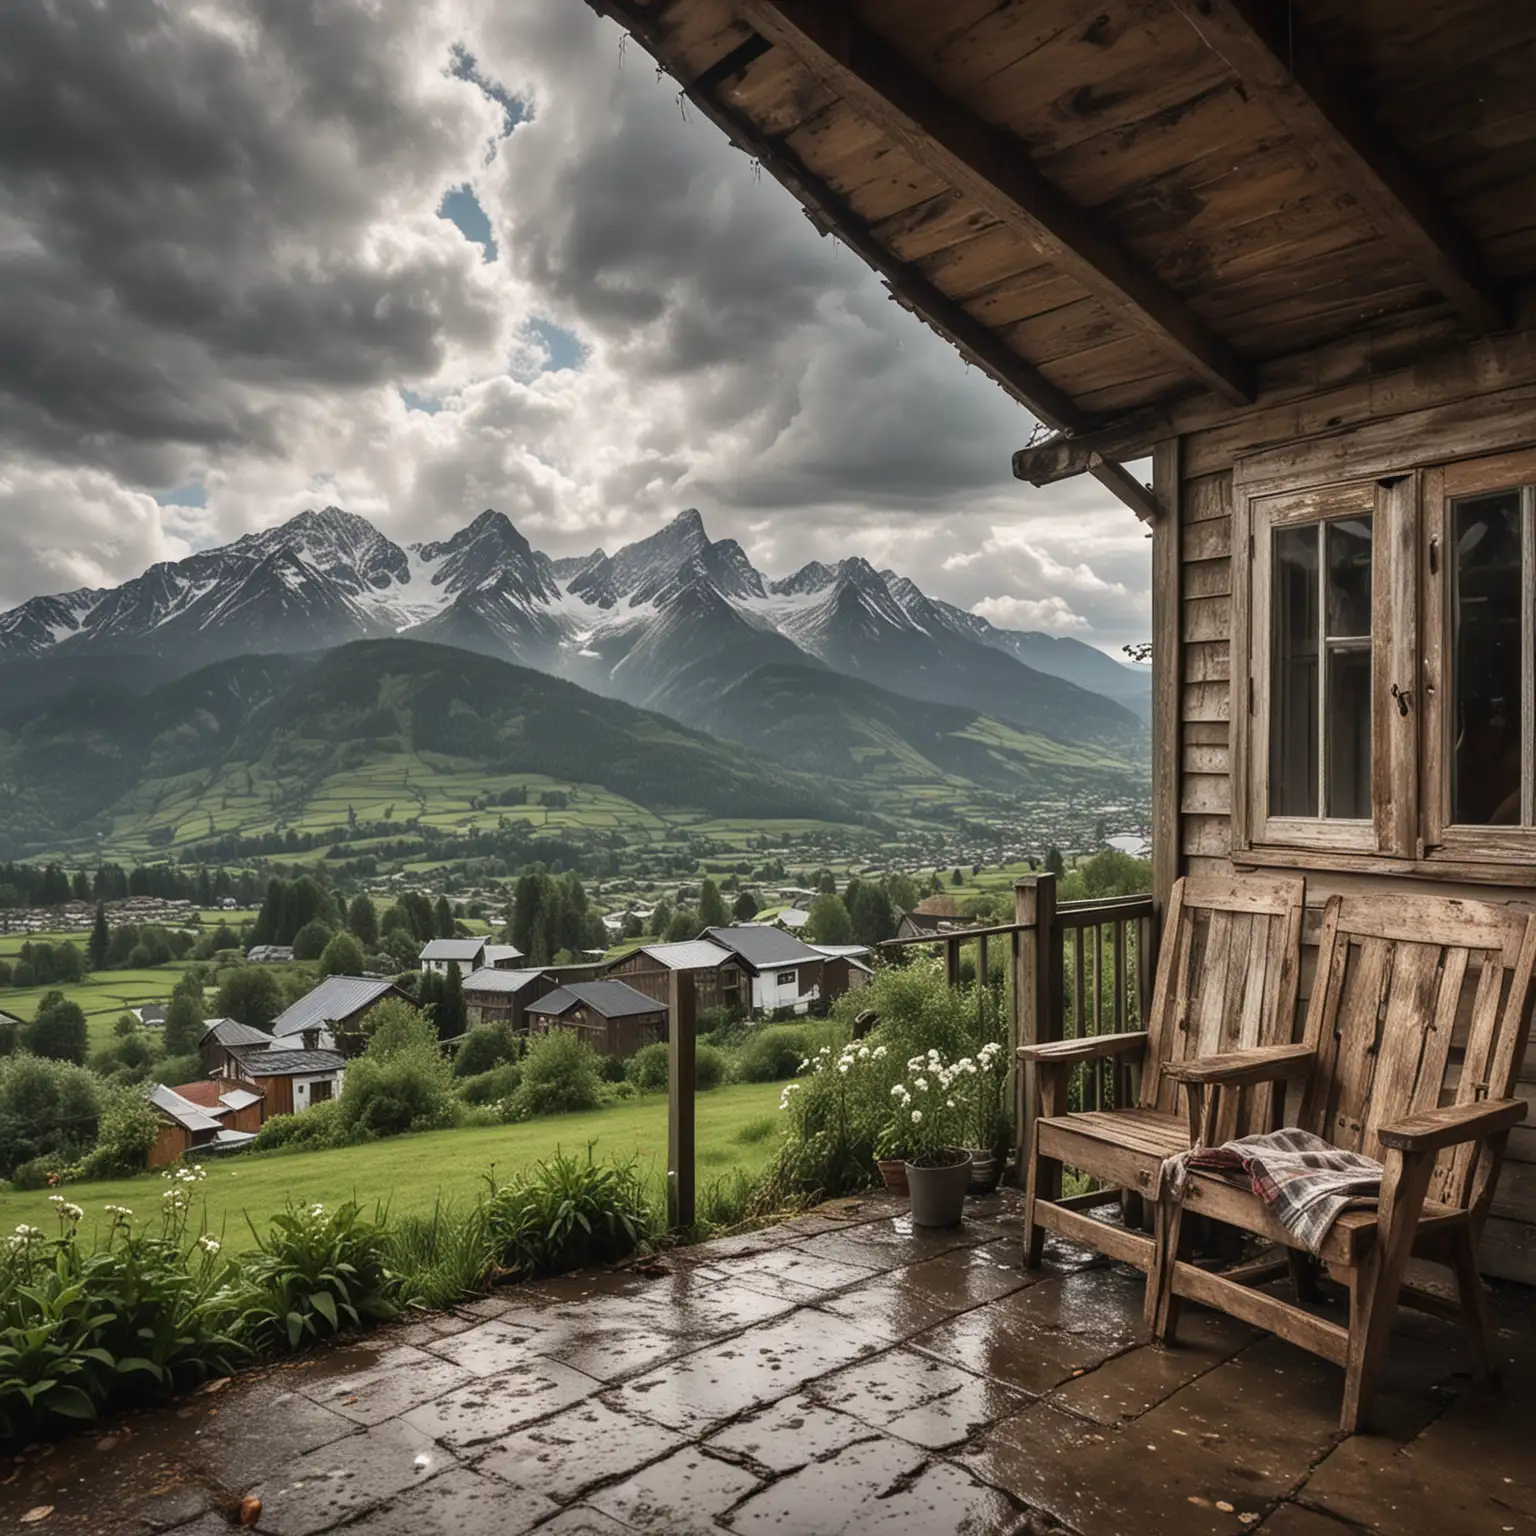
526, 318, 587, 373
157, 482, 206, 508
400, 388, 443, 414
450, 45, 525, 139
439, 184, 496, 261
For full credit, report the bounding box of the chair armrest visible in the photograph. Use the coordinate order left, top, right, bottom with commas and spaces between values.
1161, 1044, 1315, 1087
1017, 1031, 1147, 1065
1377, 1098, 1527, 1153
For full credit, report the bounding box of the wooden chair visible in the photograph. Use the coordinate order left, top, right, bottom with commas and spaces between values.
1149, 894, 1536, 1433
1018, 874, 1306, 1307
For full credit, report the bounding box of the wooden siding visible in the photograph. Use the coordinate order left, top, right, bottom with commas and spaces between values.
1170, 322, 1536, 1281
530, 1006, 668, 1057
605, 952, 746, 1012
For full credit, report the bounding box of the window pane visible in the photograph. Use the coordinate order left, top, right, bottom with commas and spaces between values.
1270, 525, 1319, 817
1325, 647, 1372, 817
1326, 518, 1372, 636
1452, 491, 1523, 825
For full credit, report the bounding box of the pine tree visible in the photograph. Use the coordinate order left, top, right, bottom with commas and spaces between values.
1045, 846, 1066, 879
162, 993, 205, 1056
434, 895, 455, 939
438, 962, 467, 1039
698, 878, 728, 929
732, 889, 759, 922
89, 902, 110, 972
347, 893, 379, 947
806, 893, 853, 945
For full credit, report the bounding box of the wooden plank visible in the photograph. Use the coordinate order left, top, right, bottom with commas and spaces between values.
1183, 560, 1232, 600
1166, 0, 1504, 332
739, 0, 1255, 403
1184, 641, 1230, 684
1180, 774, 1231, 816
1182, 683, 1230, 723
667, 967, 696, 1230
1168, 1259, 1350, 1364
1042, 1200, 1156, 1271
1182, 595, 1229, 643
1152, 438, 1183, 921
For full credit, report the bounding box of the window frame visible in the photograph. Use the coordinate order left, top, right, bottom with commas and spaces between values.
1421, 450, 1536, 865
1233, 475, 1419, 860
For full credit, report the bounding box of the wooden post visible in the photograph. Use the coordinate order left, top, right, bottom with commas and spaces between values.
1013, 873, 1059, 1183
976, 932, 990, 1028
667, 968, 696, 1232
944, 936, 961, 987
1151, 437, 1183, 925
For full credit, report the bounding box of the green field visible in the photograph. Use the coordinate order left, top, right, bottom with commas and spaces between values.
0, 1081, 786, 1248
0, 968, 182, 1050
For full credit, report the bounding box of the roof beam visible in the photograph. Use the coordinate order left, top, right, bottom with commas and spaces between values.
735, 0, 1255, 405
581, 0, 1161, 526
1168, 0, 1506, 334
1014, 411, 1170, 486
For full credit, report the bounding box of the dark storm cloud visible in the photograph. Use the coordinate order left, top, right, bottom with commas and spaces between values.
0, 0, 503, 471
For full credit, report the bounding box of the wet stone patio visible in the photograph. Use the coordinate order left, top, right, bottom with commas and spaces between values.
5, 1191, 1535, 1536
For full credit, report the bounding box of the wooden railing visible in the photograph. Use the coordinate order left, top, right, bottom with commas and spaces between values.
882, 873, 1159, 1179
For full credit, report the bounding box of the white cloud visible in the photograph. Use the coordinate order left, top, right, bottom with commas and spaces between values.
972, 595, 1091, 633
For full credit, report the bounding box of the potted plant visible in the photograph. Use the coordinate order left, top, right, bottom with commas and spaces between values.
886, 1049, 973, 1227
963, 1039, 1009, 1196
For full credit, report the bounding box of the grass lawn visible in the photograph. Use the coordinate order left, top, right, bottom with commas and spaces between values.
0, 969, 181, 1051
0, 1081, 788, 1249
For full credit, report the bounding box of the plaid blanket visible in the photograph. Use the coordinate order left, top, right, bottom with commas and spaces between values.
1160, 1128, 1383, 1255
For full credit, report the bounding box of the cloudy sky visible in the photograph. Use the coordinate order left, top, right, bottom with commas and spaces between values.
0, 0, 1151, 651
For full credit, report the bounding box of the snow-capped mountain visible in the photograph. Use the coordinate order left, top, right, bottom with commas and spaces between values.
0, 505, 1149, 749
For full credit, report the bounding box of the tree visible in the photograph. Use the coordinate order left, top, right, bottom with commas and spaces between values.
951, 867, 964, 886
291, 919, 335, 962
89, 902, 110, 971
52, 942, 85, 984
665, 907, 698, 943
649, 898, 673, 938
434, 895, 455, 939
1044, 846, 1066, 879
732, 889, 759, 922
435, 962, 467, 1039
319, 930, 367, 979
162, 992, 205, 1056
697, 878, 728, 929
884, 873, 920, 917
27, 993, 89, 1064
217, 966, 284, 1029
805, 892, 853, 945
347, 893, 379, 947
849, 883, 896, 947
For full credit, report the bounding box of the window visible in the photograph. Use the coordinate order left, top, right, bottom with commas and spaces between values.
310, 1078, 333, 1104
775, 970, 797, 987
1235, 452, 1535, 870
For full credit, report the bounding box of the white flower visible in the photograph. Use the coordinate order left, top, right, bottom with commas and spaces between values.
837, 1062, 850, 1075
914, 1077, 929, 1093
198, 1235, 221, 1255
308, 1203, 326, 1218
946, 1099, 956, 1110
104, 1205, 133, 1221
871, 1046, 887, 1060
48, 1196, 83, 1222
911, 1110, 923, 1124
799, 1059, 811, 1072
857, 1046, 870, 1060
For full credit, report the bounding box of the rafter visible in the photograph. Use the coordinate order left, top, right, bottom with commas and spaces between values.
735, 0, 1255, 405
1014, 412, 1170, 487
1168, 0, 1506, 334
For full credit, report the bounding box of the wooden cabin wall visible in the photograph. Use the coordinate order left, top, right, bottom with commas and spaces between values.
1162, 322, 1536, 1283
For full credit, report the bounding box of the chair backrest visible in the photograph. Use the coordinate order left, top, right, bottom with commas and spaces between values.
1141, 873, 1307, 1136
1298, 894, 1536, 1215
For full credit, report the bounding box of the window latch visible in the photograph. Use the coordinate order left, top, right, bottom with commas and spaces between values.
1390, 682, 1412, 717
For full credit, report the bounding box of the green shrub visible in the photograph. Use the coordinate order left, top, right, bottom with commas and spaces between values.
0, 1055, 102, 1179
453, 1022, 521, 1078
251, 1098, 343, 1152
456, 1062, 522, 1107
510, 1030, 603, 1119
485, 1150, 653, 1280
246, 1200, 402, 1350
627, 1041, 669, 1093
10, 1154, 67, 1191
74, 1087, 162, 1180
386, 1201, 492, 1310
334, 1007, 458, 1141
734, 1025, 814, 1082
597, 1052, 628, 1083
694, 1043, 728, 1091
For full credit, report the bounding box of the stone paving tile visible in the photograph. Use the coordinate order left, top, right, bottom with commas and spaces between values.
474, 1398, 686, 1500
817, 1244, 1035, 1342
537, 1508, 639, 1534
809, 1345, 1027, 1450
400, 1357, 598, 1451
340, 1466, 557, 1535
790, 1212, 1001, 1274
1052, 1308, 1258, 1424
583, 1445, 760, 1535
529, 1318, 703, 1382
604, 1311, 888, 1432
724, 1432, 1025, 1535
183, 1380, 361, 1495
909, 1264, 1145, 1394
247, 1417, 454, 1536
293, 1342, 477, 1426
419, 1318, 544, 1377
385, 1309, 480, 1346
692, 1243, 882, 1301
1299, 1385, 1536, 1535
1255, 1506, 1374, 1535
705, 1391, 879, 1475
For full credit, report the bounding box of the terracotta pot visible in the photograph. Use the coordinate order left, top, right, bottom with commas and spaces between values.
904, 1149, 973, 1227
966, 1149, 1003, 1196
876, 1158, 909, 1197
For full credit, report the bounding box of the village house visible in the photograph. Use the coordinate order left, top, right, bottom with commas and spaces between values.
198, 1016, 274, 1078
524, 979, 668, 1056
267, 975, 415, 1055
244, 944, 293, 964
808, 942, 875, 998
228, 1047, 346, 1117
604, 938, 748, 1013
147, 1082, 262, 1168
460, 966, 552, 1032
418, 936, 489, 975
701, 925, 826, 1015
893, 908, 968, 943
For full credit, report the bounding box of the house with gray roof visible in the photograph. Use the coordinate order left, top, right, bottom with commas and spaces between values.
230, 1047, 346, 1117
267, 975, 414, 1056
525, 979, 668, 1056
418, 936, 490, 975
604, 938, 748, 1014
702, 925, 827, 1016
148, 1083, 260, 1167
460, 966, 551, 1033
199, 1016, 273, 1077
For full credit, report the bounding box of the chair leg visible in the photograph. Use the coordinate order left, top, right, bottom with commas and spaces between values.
1287, 1249, 1322, 1304
1022, 1123, 1057, 1269
1449, 1226, 1496, 1384
1340, 1149, 1435, 1435
1147, 1194, 1188, 1342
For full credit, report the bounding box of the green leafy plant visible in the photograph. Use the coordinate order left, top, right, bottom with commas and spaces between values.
484, 1149, 653, 1280
245, 1201, 403, 1349
509, 1030, 603, 1119
386, 1200, 493, 1310
880, 1048, 984, 1166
